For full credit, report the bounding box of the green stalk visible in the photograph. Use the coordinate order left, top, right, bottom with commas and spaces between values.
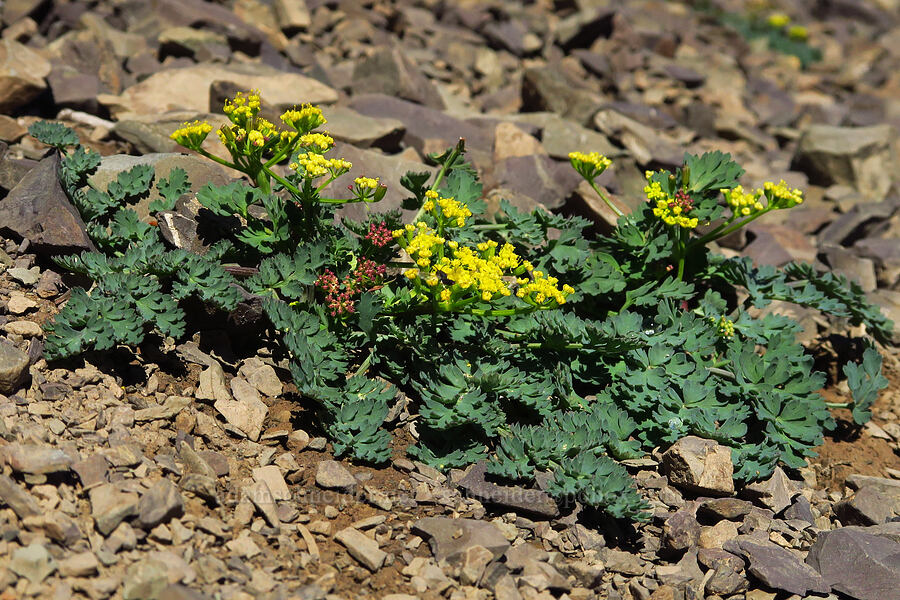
260, 165, 302, 197
688, 207, 772, 251
411, 139, 464, 224
588, 179, 625, 218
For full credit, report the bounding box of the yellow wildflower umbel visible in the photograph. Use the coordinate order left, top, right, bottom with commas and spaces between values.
280, 104, 326, 134
298, 132, 334, 153
763, 180, 803, 209
767, 13, 790, 28
170, 120, 212, 150
788, 25, 808, 41
722, 185, 764, 218
291, 153, 352, 180
569, 151, 612, 180
646, 173, 699, 229
392, 220, 573, 312
352, 176, 386, 203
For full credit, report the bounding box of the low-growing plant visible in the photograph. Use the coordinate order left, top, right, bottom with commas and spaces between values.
30, 91, 890, 522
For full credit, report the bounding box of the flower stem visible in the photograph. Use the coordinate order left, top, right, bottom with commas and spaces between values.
588, 180, 625, 218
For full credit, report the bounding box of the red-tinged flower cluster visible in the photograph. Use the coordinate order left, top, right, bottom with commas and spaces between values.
365, 221, 394, 248
315, 258, 387, 317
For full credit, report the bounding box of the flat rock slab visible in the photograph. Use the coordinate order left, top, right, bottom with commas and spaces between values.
1, 442, 74, 475
724, 538, 830, 596
412, 517, 511, 563
315, 460, 356, 491
661, 436, 734, 496
98, 63, 338, 119
807, 526, 900, 600
335, 527, 387, 571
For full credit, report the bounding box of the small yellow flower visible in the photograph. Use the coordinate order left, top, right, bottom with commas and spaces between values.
170, 120, 213, 149
281, 104, 326, 134
788, 25, 808, 41
767, 13, 790, 28
354, 176, 379, 190
569, 151, 612, 180
763, 180, 803, 209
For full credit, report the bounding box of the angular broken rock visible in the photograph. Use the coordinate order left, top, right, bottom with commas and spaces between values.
660, 436, 734, 496
0, 337, 29, 394
0, 39, 52, 113
724, 538, 830, 596
315, 460, 356, 491
9, 543, 57, 584
2, 442, 74, 475
742, 467, 797, 515
90, 483, 140, 535
214, 377, 267, 441
335, 526, 387, 571
136, 479, 185, 529
807, 526, 900, 600
0, 152, 94, 255
0, 473, 40, 519
793, 124, 893, 201
412, 517, 511, 563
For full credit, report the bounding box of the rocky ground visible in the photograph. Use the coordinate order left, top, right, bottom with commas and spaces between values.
1, 0, 900, 599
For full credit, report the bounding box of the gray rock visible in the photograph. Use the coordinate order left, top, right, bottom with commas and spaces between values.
511, 112, 619, 161
742, 467, 798, 515
412, 517, 510, 562
835, 486, 897, 526
137, 479, 185, 529
594, 108, 683, 169
71, 454, 110, 490
238, 358, 282, 398
0, 152, 94, 256
783, 495, 815, 525
123, 558, 169, 600
698, 548, 749, 596
324, 105, 404, 151
47, 67, 101, 112
335, 526, 387, 571
487, 154, 583, 210
603, 548, 645, 575
157, 27, 229, 62
214, 377, 267, 441
854, 238, 900, 288
724, 538, 830, 596
483, 19, 541, 57
793, 124, 894, 201
819, 244, 878, 293
2, 442, 73, 475
243, 480, 281, 529
807, 527, 900, 600
22, 511, 82, 546
818, 200, 898, 247
663, 509, 701, 553
352, 46, 445, 110
90, 483, 140, 535
521, 64, 601, 125
660, 436, 734, 496
457, 461, 558, 519
698, 498, 753, 522
0, 39, 51, 113
0, 473, 40, 519
8, 543, 56, 584
58, 551, 100, 577
159, 584, 212, 600
0, 337, 29, 394
6, 266, 39, 286
315, 460, 356, 491
348, 94, 492, 159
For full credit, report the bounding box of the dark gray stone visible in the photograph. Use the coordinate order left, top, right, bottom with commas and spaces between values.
724, 538, 830, 596
662, 509, 701, 553
457, 461, 558, 519
0, 152, 94, 255
136, 479, 185, 529
807, 527, 900, 600
835, 486, 897, 526
0, 337, 29, 395
412, 517, 510, 562
487, 154, 582, 210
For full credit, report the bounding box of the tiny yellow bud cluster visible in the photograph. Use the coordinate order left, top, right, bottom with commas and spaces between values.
421, 189, 472, 231
711, 315, 735, 339
170, 120, 213, 150
354, 177, 379, 190
722, 185, 764, 217
788, 25, 808, 41
298, 132, 334, 152
569, 151, 612, 180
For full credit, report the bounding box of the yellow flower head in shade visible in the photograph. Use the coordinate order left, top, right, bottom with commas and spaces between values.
649, 186, 699, 230
170, 120, 213, 149
280, 104, 326, 134
569, 151, 612, 180
763, 180, 803, 209
711, 315, 735, 339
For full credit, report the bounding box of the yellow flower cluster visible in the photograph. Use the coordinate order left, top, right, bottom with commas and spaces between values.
422, 189, 472, 228
569, 151, 612, 180
298, 132, 334, 152
767, 13, 790, 28
354, 177, 379, 190
223, 90, 262, 125
763, 180, 803, 209
281, 104, 326, 134
170, 120, 212, 149
788, 25, 808, 41
393, 223, 572, 308
711, 316, 735, 339
290, 153, 352, 179
646, 174, 698, 229
722, 185, 764, 217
